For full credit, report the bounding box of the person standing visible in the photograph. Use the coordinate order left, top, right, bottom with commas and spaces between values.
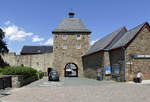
136, 71, 143, 83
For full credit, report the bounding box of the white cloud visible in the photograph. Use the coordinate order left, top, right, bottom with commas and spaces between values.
2, 21, 52, 46
4, 20, 11, 25
2, 25, 33, 41
44, 38, 53, 45
32, 35, 44, 42
90, 40, 98, 45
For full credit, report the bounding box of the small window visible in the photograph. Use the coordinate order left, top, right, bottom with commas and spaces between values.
62, 35, 67, 40
62, 44, 67, 49
76, 44, 81, 49
77, 34, 81, 40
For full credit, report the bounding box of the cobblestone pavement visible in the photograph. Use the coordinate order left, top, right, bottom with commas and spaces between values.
0, 77, 150, 102
0, 88, 12, 98
24, 77, 116, 87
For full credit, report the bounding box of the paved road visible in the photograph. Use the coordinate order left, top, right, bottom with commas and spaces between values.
1, 77, 150, 102
24, 77, 116, 87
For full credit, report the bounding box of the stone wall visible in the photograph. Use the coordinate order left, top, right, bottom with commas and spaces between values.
83, 49, 125, 81
109, 48, 125, 81
1, 53, 17, 66
11, 75, 23, 88
82, 51, 104, 79
53, 33, 90, 77
1, 53, 53, 73
126, 28, 150, 81
103, 51, 111, 80
0, 75, 39, 89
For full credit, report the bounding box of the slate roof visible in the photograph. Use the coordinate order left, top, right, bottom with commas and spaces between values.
52, 18, 91, 33
110, 23, 146, 50
83, 27, 127, 56
83, 22, 148, 57
21, 46, 53, 54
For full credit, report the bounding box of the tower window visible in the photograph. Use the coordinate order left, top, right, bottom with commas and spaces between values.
62, 44, 67, 49
76, 44, 81, 49
77, 34, 81, 40
62, 35, 67, 40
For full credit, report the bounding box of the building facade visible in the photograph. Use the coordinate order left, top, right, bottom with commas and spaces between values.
52, 12, 91, 77
83, 22, 150, 81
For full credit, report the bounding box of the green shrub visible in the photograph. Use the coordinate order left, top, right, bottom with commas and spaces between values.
36, 70, 44, 75
21, 64, 24, 67
2, 66, 37, 79
36, 70, 44, 78
0, 68, 3, 73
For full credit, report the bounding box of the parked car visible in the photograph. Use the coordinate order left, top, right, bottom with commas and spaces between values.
48, 70, 59, 81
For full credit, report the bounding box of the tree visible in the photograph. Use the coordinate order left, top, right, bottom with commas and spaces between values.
0, 28, 9, 53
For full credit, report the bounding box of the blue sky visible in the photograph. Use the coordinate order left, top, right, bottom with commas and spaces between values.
0, 0, 150, 54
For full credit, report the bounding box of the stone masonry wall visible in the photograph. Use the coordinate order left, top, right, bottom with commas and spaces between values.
103, 51, 111, 80
82, 51, 104, 79
53, 33, 90, 77
1, 53, 53, 73
109, 48, 125, 81
1, 53, 17, 66
126, 28, 150, 81
11, 75, 23, 88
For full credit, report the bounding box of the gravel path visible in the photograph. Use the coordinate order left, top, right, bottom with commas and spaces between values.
1, 77, 150, 102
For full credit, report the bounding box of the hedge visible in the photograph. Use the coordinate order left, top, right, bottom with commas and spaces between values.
36, 70, 44, 76
2, 66, 38, 79
0, 68, 3, 73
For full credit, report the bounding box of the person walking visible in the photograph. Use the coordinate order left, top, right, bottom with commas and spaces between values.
136, 71, 143, 83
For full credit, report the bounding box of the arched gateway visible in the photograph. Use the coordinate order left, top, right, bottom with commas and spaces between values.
64, 63, 78, 77
52, 12, 91, 77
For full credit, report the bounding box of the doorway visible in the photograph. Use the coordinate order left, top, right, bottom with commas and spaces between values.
47, 68, 52, 76
64, 63, 78, 77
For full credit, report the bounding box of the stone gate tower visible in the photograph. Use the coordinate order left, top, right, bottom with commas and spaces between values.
52, 12, 91, 77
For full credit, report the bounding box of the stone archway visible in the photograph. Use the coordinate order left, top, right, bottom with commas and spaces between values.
47, 68, 53, 76
64, 63, 78, 77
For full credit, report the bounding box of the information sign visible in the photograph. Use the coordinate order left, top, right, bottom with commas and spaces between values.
114, 66, 120, 74
105, 66, 111, 74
